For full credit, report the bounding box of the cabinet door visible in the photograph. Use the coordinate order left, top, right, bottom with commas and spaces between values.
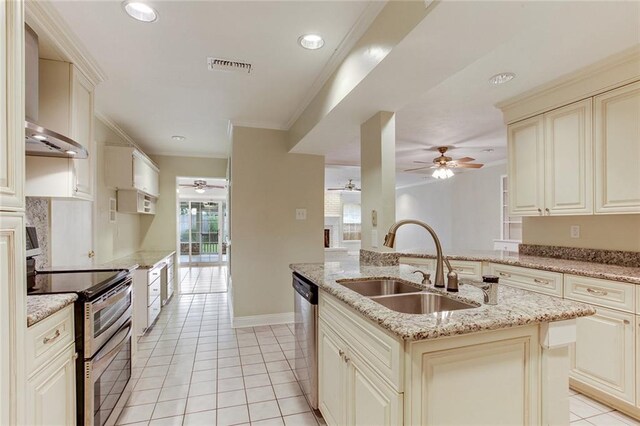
346, 353, 402, 426
70, 68, 94, 200
0, 213, 26, 425
318, 321, 347, 426
132, 153, 146, 193
544, 99, 593, 215
594, 81, 640, 214
508, 115, 545, 216
0, 1, 24, 211
570, 306, 635, 404
26, 346, 76, 426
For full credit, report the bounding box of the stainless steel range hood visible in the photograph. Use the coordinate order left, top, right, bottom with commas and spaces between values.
24, 25, 88, 159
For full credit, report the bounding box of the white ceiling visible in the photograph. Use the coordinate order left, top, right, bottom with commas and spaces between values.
320, 1, 640, 185
49, 0, 381, 158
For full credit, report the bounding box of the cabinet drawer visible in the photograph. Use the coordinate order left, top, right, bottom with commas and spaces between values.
399, 257, 435, 270
27, 305, 75, 375
148, 266, 162, 283
564, 275, 635, 313
148, 296, 161, 327
449, 260, 482, 280
319, 292, 403, 391
489, 263, 563, 297
148, 278, 161, 306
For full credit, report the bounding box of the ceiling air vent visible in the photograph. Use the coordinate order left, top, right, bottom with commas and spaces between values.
207, 57, 252, 74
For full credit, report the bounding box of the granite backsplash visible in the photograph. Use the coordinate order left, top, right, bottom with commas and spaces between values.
25, 197, 50, 269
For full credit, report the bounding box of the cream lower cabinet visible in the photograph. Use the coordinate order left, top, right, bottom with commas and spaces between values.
318, 318, 402, 426
26, 305, 76, 426
26, 345, 76, 426
318, 290, 568, 425
570, 306, 636, 405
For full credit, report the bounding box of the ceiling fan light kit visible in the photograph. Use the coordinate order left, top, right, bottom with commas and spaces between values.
403, 146, 485, 179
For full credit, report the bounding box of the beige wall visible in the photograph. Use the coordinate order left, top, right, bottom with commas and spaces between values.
523, 215, 640, 251
140, 155, 228, 252
231, 127, 324, 319
94, 118, 143, 263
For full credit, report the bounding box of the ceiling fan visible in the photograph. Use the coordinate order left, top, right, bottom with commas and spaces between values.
404, 146, 484, 179
327, 179, 361, 192
178, 179, 226, 194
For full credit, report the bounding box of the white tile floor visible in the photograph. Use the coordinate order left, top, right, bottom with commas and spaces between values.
569, 389, 640, 425
179, 266, 229, 294
120, 267, 639, 426
118, 290, 323, 426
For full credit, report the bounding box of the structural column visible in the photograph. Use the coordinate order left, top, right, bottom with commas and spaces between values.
360, 111, 396, 250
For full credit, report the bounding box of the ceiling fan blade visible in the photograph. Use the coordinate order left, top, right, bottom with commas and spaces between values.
412, 160, 432, 164
453, 157, 475, 163
206, 185, 226, 189
403, 166, 431, 172
453, 163, 484, 169
327, 188, 344, 191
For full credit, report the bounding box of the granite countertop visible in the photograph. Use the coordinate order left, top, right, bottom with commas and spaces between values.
38, 250, 176, 272
99, 250, 175, 270
362, 249, 640, 285
27, 294, 77, 327
290, 261, 595, 341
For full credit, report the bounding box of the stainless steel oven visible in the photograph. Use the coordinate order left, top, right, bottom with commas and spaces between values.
84, 320, 132, 426
84, 278, 132, 358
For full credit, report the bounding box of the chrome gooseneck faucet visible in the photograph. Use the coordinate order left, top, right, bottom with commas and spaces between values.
383, 219, 457, 289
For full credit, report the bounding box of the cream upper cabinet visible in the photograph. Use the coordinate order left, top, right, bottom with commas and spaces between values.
105, 146, 160, 198
0, 2, 24, 211
594, 81, 640, 214
571, 306, 635, 404
544, 99, 593, 215
508, 115, 545, 216
25, 60, 95, 200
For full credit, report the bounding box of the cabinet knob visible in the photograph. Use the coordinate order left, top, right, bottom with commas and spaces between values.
88, 250, 95, 258
545, 208, 550, 215
344, 357, 350, 363
338, 350, 344, 358
537, 208, 542, 215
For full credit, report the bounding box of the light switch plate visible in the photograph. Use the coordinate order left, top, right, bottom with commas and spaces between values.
295, 209, 307, 220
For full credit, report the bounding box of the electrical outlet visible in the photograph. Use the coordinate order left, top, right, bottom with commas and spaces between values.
295, 209, 307, 220
570, 225, 580, 239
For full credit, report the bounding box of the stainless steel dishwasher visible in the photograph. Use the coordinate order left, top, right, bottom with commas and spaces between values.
292, 272, 319, 410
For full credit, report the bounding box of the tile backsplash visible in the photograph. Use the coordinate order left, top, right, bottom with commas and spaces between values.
25, 197, 50, 269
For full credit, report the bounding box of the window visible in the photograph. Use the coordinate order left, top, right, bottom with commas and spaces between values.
342, 203, 361, 241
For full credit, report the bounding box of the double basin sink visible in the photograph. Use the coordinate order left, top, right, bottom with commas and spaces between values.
337, 278, 476, 315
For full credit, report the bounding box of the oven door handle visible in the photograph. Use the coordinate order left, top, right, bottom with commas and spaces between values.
92, 279, 132, 313
91, 320, 132, 381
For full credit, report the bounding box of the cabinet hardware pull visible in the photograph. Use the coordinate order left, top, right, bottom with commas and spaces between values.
43, 329, 61, 344
499, 272, 511, 278
344, 357, 350, 363
623, 320, 630, 325
545, 208, 550, 215
73, 353, 78, 360
586, 288, 608, 296
338, 350, 344, 357
533, 278, 550, 285
537, 208, 542, 215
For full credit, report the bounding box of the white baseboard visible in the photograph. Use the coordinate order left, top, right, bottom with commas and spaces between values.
232, 312, 294, 328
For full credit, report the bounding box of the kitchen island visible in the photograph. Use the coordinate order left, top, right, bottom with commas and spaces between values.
291, 260, 595, 425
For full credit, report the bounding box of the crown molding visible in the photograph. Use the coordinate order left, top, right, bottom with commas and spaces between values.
496, 45, 640, 124
229, 119, 288, 131
25, 0, 107, 87
149, 151, 230, 160
95, 110, 137, 146
284, 1, 387, 130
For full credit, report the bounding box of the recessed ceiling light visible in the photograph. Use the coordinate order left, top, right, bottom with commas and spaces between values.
171, 135, 186, 141
488, 72, 515, 85
122, 1, 158, 23
482, 148, 494, 153
298, 34, 324, 50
